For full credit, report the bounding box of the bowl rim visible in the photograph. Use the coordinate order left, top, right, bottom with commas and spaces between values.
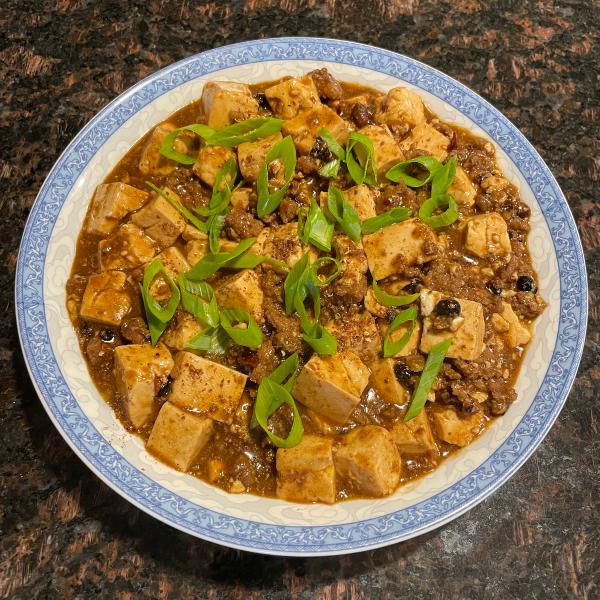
15, 36, 588, 556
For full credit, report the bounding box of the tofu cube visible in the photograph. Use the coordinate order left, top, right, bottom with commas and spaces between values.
264, 75, 321, 119
85, 183, 149, 236
80, 270, 132, 326
138, 123, 179, 176
146, 402, 213, 471
169, 351, 248, 424
492, 302, 531, 347
329, 234, 368, 304
276, 435, 336, 504
369, 359, 409, 405
215, 269, 264, 325
185, 238, 238, 265
448, 166, 477, 207
230, 187, 252, 211
374, 87, 426, 129
98, 223, 157, 271
292, 351, 370, 425
420, 290, 486, 361
130, 188, 187, 249
193, 146, 237, 188
400, 123, 449, 162
162, 311, 205, 351
182, 224, 208, 242
364, 288, 394, 319
254, 222, 316, 267
283, 105, 350, 155
390, 410, 438, 457
464, 213, 512, 259
362, 218, 438, 279
201, 81, 259, 130
333, 425, 401, 497
114, 343, 174, 429
379, 318, 421, 357
355, 125, 405, 178
343, 184, 377, 221
237, 133, 282, 181
326, 312, 381, 364
432, 407, 485, 447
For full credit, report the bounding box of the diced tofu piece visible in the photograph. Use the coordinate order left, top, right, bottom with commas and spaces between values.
192, 146, 236, 188
374, 87, 426, 129
254, 222, 316, 267
276, 435, 335, 504
464, 213, 511, 259
355, 125, 404, 177
400, 123, 449, 162
201, 81, 259, 130
230, 187, 252, 211
362, 218, 438, 279
390, 411, 438, 457
301, 406, 341, 436
130, 188, 187, 250
378, 318, 422, 357
169, 351, 248, 424
162, 311, 205, 351
432, 407, 485, 447
146, 402, 213, 471
283, 105, 350, 155
343, 184, 377, 221
369, 359, 409, 405
265, 75, 321, 119
420, 289, 485, 360
98, 223, 157, 271
114, 343, 174, 429
215, 269, 264, 325
333, 425, 401, 497
80, 270, 132, 326
364, 288, 395, 319
448, 166, 477, 207
138, 123, 178, 176
492, 302, 531, 347
85, 183, 149, 236
331, 235, 368, 304
154, 247, 190, 279
237, 133, 282, 181
292, 351, 370, 425
326, 312, 381, 364
182, 224, 208, 242
184, 238, 238, 265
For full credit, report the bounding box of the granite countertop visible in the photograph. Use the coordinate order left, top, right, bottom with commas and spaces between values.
1, 1, 598, 598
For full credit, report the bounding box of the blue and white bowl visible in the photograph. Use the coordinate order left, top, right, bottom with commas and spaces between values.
15, 38, 587, 556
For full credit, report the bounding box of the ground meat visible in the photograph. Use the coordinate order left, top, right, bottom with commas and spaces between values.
278, 197, 299, 223
224, 208, 264, 240
436, 380, 480, 415
377, 183, 418, 213
509, 292, 547, 321
249, 340, 280, 383
309, 68, 343, 101
120, 317, 150, 344
351, 102, 374, 128
85, 336, 114, 372
506, 215, 530, 233
163, 169, 210, 212
487, 378, 517, 415
330, 235, 368, 305
297, 154, 321, 175
310, 137, 332, 162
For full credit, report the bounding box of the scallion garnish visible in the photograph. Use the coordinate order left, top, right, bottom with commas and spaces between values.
385, 155, 442, 187
430, 154, 457, 198
310, 256, 341, 286
327, 185, 361, 242
225, 253, 289, 271
404, 337, 452, 421
317, 128, 346, 179
186, 237, 257, 281
346, 132, 377, 185
299, 320, 337, 355
186, 326, 231, 355
382, 306, 418, 358
140, 259, 181, 345
418, 194, 459, 228
159, 124, 215, 165
372, 280, 420, 307
219, 307, 263, 349
205, 117, 284, 148
256, 136, 297, 218
283, 253, 311, 315
178, 274, 220, 328
298, 201, 334, 252
361, 207, 412, 234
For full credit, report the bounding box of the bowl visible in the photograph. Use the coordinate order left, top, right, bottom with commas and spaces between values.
15, 37, 588, 556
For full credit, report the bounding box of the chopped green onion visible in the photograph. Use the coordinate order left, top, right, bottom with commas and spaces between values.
372, 280, 420, 307
404, 337, 452, 421
327, 185, 361, 242
310, 256, 341, 286
431, 154, 457, 198
140, 259, 181, 345
361, 207, 412, 234
383, 306, 418, 358
418, 193, 459, 228
159, 124, 215, 165
146, 181, 208, 233
319, 159, 341, 179
298, 201, 334, 252
186, 237, 257, 281
219, 308, 263, 349
385, 155, 442, 187
206, 117, 284, 148
268, 353, 300, 391
283, 253, 311, 315
346, 132, 377, 185
256, 136, 297, 218
186, 326, 231, 355
178, 274, 219, 328
318, 128, 345, 160
301, 321, 337, 355
225, 253, 289, 271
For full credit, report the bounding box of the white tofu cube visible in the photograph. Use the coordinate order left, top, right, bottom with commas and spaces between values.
161, 311, 205, 351
201, 81, 259, 130
230, 187, 252, 211
432, 407, 485, 447
85, 182, 148, 236
362, 218, 438, 279
369, 359, 409, 405
254, 222, 316, 267
355, 124, 405, 178
276, 434, 336, 504
192, 145, 236, 188
283, 105, 350, 155
98, 223, 157, 271
146, 402, 213, 471
326, 312, 381, 364
343, 184, 377, 221
182, 224, 208, 242
114, 343, 174, 430
378, 318, 421, 357
292, 351, 370, 425
364, 288, 396, 319
80, 270, 132, 326
400, 123, 449, 162
237, 133, 282, 181
492, 302, 531, 347
374, 87, 426, 129
215, 269, 264, 325
448, 166, 477, 207
264, 75, 321, 119
390, 410, 438, 457
138, 122, 179, 176
464, 213, 512, 259
169, 351, 248, 424
419, 290, 486, 361
333, 425, 401, 497
329, 235, 368, 304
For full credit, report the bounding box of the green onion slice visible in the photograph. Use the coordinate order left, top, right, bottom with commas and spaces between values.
268, 352, 300, 391
186, 237, 257, 281
318, 128, 346, 160
404, 337, 452, 421
225, 253, 289, 271
206, 117, 284, 148
361, 207, 412, 234
299, 201, 334, 252
431, 154, 457, 198
301, 321, 337, 355
186, 326, 231, 355
385, 155, 442, 187
418, 193, 459, 228
310, 256, 341, 286
327, 185, 361, 242
219, 308, 263, 349
372, 280, 420, 307
346, 132, 377, 186
178, 274, 219, 328
319, 159, 341, 179
382, 306, 418, 358
159, 124, 216, 165
140, 259, 181, 345
146, 181, 208, 233
256, 136, 297, 218
283, 253, 311, 315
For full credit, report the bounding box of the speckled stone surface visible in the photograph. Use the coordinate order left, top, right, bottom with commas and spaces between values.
1, 1, 598, 598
